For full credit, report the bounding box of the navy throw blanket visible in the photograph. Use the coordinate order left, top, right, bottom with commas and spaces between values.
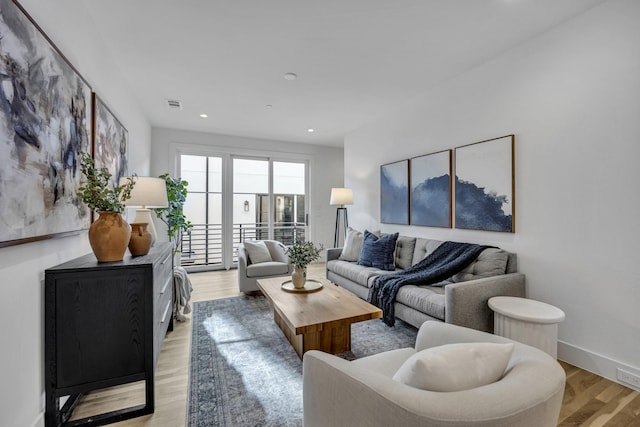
368, 241, 492, 326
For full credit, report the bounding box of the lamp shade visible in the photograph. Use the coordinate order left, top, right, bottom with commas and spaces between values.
330, 188, 353, 206
120, 176, 168, 208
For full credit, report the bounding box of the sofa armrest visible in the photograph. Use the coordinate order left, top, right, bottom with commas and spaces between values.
326, 247, 342, 262
237, 244, 249, 271
444, 273, 526, 333
326, 247, 342, 280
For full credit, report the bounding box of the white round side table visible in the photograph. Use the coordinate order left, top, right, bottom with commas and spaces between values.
488, 296, 565, 359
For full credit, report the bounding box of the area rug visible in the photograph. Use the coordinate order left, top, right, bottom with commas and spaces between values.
187, 295, 417, 427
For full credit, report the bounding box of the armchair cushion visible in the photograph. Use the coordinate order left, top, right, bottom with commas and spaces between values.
243, 240, 272, 264
246, 261, 291, 278
392, 342, 514, 392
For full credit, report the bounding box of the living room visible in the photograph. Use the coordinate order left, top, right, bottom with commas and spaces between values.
1, 1, 639, 426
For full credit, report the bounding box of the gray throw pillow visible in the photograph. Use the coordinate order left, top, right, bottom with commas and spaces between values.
450, 248, 509, 282
395, 236, 417, 269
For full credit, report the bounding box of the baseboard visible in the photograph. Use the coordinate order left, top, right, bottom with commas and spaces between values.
558, 340, 640, 392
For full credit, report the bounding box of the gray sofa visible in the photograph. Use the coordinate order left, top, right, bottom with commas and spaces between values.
326, 236, 526, 332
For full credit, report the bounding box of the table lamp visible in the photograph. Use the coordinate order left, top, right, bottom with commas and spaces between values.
120, 176, 168, 245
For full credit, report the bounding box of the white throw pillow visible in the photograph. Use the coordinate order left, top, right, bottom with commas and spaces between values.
243, 241, 272, 264
339, 227, 364, 261
339, 228, 380, 262
392, 342, 514, 392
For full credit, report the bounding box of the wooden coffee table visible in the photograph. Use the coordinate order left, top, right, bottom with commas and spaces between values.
256, 276, 382, 358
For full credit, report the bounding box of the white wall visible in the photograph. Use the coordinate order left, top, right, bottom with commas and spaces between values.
345, 0, 640, 385
0, 2, 151, 426
151, 127, 344, 254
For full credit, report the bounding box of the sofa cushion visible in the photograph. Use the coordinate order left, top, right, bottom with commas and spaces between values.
411, 238, 443, 266
358, 231, 399, 271
246, 261, 290, 278
392, 342, 514, 392
339, 228, 380, 262
394, 236, 416, 269
328, 260, 388, 287
243, 240, 273, 264
395, 285, 446, 320
450, 248, 509, 283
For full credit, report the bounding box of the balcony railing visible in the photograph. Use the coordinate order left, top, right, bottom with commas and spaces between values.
180, 222, 306, 267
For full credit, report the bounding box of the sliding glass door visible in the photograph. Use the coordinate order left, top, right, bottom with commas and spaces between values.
178, 153, 307, 269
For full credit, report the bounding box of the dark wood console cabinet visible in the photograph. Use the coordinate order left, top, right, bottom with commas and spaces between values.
44, 243, 173, 426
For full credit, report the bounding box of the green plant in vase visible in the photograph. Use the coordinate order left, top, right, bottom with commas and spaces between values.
286, 238, 324, 289
77, 151, 136, 262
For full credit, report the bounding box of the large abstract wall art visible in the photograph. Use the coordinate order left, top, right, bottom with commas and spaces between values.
0, 0, 92, 247
410, 150, 452, 228
380, 159, 409, 225
454, 135, 515, 233
93, 93, 128, 187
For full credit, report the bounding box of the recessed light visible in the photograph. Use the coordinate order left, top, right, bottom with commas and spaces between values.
284, 73, 297, 81
199, 114, 208, 118
307, 128, 315, 133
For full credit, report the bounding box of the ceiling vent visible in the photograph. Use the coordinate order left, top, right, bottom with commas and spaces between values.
166, 99, 183, 110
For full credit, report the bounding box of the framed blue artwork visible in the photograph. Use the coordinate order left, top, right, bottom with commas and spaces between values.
380, 159, 409, 225
454, 135, 515, 233
410, 150, 452, 228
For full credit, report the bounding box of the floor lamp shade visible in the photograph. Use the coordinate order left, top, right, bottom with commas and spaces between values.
330, 188, 353, 206
120, 176, 168, 245
330, 188, 353, 248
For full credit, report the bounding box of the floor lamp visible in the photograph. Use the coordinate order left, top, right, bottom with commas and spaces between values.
330, 188, 353, 248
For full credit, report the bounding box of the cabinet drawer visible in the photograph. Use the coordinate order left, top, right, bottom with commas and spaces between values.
154, 247, 172, 294
154, 277, 172, 325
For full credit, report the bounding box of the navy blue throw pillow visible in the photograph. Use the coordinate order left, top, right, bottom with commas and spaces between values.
357, 231, 399, 271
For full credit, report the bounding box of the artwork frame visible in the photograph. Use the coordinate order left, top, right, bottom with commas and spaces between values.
0, 0, 93, 248
92, 93, 128, 187
410, 150, 452, 228
380, 159, 409, 225
454, 135, 515, 233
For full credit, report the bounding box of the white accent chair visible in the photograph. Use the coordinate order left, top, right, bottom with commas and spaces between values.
237, 240, 293, 293
303, 321, 566, 427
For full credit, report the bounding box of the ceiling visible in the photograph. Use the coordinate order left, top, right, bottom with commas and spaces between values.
82, 0, 605, 147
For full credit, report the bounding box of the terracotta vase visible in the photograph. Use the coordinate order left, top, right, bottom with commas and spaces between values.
292, 265, 307, 289
88, 211, 131, 262
128, 223, 152, 256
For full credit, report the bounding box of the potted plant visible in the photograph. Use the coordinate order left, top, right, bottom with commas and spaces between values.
152, 173, 193, 259
286, 238, 324, 289
78, 151, 136, 262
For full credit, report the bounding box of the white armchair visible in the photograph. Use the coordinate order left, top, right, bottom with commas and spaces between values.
237, 240, 293, 293
303, 321, 565, 427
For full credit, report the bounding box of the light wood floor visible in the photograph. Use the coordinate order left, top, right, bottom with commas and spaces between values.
69, 264, 640, 427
